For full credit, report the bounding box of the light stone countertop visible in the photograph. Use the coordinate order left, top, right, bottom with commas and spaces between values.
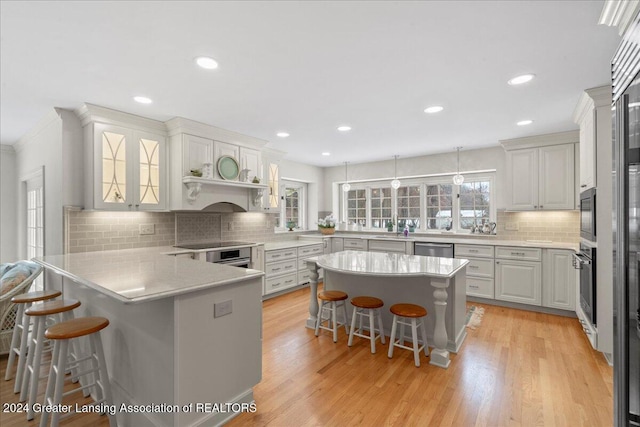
263, 240, 324, 251
35, 246, 264, 304
306, 250, 469, 278
298, 233, 579, 251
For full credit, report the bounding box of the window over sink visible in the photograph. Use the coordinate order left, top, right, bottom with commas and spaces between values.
340, 173, 495, 233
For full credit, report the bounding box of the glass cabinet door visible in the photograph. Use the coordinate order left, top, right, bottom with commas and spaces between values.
138, 136, 161, 206
101, 129, 128, 205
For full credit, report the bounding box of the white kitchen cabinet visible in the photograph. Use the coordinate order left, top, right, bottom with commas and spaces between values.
343, 238, 368, 251
495, 259, 542, 305
501, 131, 578, 211
542, 249, 576, 311
264, 247, 298, 296
367, 239, 411, 254
331, 238, 344, 253
239, 147, 262, 183
297, 244, 323, 285
182, 134, 213, 176
90, 122, 167, 211
495, 246, 542, 305
261, 150, 284, 213
579, 109, 596, 190
455, 244, 495, 299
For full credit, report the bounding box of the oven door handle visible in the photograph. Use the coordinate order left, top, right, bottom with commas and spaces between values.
572, 252, 591, 269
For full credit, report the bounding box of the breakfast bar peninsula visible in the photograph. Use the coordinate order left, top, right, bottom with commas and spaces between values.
35, 247, 264, 427
305, 250, 469, 368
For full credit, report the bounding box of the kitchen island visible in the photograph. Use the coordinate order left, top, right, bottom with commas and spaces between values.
305, 250, 468, 368
35, 247, 264, 427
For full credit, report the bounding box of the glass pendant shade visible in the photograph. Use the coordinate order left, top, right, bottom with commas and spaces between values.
391, 155, 401, 189
452, 147, 464, 185
343, 161, 350, 192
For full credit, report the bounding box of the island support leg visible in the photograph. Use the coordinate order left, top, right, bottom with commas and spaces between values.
306, 262, 320, 329
429, 278, 451, 368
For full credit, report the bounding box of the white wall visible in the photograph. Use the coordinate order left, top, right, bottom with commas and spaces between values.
322, 146, 506, 212
279, 158, 325, 224
1, 145, 17, 262
14, 109, 83, 259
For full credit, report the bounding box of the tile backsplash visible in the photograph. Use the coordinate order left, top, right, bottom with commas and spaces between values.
496, 210, 579, 243
66, 210, 175, 253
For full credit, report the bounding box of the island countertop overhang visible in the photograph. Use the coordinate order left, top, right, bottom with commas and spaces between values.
34, 246, 264, 304
305, 250, 469, 279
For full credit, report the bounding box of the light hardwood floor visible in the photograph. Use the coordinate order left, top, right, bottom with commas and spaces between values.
1, 284, 613, 426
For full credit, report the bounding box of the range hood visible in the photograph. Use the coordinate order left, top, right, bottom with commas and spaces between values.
171, 176, 267, 212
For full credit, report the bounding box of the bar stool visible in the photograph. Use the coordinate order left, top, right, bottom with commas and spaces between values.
387, 303, 429, 367
347, 296, 386, 353
5, 290, 62, 392
21, 299, 82, 421
315, 290, 349, 342
40, 317, 116, 427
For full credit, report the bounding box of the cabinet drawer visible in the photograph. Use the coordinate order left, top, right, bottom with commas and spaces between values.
466, 277, 494, 299
495, 246, 542, 261
298, 269, 312, 285
265, 247, 298, 263
265, 259, 297, 277
298, 244, 323, 257
455, 244, 494, 258
368, 240, 407, 253
457, 257, 494, 278
343, 238, 368, 250
265, 273, 297, 294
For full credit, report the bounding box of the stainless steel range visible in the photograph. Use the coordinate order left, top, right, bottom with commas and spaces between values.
175, 242, 253, 268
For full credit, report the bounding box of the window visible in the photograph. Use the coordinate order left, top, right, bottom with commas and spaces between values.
25, 171, 44, 290
370, 187, 392, 229
346, 188, 367, 227
280, 180, 306, 229
339, 173, 495, 233
397, 185, 421, 229
425, 183, 453, 230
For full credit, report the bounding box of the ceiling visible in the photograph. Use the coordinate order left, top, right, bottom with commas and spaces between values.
0, 1, 621, 167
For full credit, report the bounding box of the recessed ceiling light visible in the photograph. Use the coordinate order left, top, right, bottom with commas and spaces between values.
322, 152, 331, 156
337, 126, 352, 132
133, 96, 152, 104
517, 120, 533, 126
195, 56, 219, 70
424, 106, 444, 114
508, 74, 535, 85
276, 132, 290, 138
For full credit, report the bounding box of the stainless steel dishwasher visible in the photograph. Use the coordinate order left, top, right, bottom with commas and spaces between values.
414, 242, 454, 258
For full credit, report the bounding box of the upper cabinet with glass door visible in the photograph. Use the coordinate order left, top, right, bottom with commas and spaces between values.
93, 123, 166, 211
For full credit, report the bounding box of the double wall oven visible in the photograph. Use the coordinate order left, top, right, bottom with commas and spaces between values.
175, 241, 252, 268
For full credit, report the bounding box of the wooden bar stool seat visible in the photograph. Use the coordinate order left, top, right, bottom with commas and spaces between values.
5, 290, 61, 391
348, 296, 386, 353
41, 317, 115, 427
21, 299, 83, 421
388, 303, 429, 367
315, 290, 349, 342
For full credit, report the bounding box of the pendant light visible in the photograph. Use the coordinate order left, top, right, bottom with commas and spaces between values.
391, 155, 401, 189
342, 161, 351, 192
452, 147, 464, 185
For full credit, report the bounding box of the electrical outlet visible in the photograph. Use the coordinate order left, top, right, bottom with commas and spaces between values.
139, 224, 155, 235
214, 300, 233, 318
505, 222, 519, 231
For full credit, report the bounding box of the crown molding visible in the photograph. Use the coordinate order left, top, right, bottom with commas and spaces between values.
500, 130, 579, 151
74, 103, 167, 134
573, 85, 612, 123
1, 144, 15, 154
600, 0, 640, 36
13, 108, 62, 153
165, 117, 268, 150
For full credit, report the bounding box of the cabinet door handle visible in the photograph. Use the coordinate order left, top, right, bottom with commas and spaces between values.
469, 265, 479, 269
285, 265, 293, 269
272, 254, 281, 258
469, 285, 479, 289
539, 205, 543, 209
581, 184, 587, 188
534, 205, 538, 209
469, 249, 479, 253
272, 267, 281, 272
285, 279, 294, 284
496, 261, 500, 264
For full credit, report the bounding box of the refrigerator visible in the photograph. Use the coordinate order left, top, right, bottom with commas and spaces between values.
613, 76, 640, 427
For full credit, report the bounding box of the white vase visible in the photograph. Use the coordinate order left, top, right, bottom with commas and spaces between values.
202, 163, 213, 179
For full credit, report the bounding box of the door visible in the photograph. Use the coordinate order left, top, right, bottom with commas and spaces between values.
539, 144, 575, 210
495, 259, 541, 305
543, 249, 576, 310
506, 148, 538, 210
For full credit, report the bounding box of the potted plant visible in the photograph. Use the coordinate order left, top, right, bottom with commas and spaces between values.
386, 217, 395, 232
287, 221, 297, 231
318, 215, 336, 235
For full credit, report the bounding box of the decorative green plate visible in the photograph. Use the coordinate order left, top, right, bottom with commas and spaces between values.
217, 156, 240, 180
